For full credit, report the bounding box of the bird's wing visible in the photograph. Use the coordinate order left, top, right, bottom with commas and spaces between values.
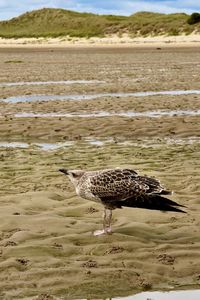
138, 175, 163, 193
89, 169, 149, 202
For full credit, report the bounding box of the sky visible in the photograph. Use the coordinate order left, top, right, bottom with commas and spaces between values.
0, 0, 199, 21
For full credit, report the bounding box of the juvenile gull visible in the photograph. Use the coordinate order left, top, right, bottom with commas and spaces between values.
59, 168, 185, 236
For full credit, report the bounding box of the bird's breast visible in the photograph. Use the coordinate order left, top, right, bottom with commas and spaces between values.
76, 182, 99, 202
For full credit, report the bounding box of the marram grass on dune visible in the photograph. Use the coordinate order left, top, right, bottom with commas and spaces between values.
0, 8, 200, 38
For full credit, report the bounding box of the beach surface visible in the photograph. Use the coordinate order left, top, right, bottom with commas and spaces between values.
0, 33, 200, 48
0, 45, 200, 299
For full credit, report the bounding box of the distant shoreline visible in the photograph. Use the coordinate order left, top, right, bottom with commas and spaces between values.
0, 34, 200, 48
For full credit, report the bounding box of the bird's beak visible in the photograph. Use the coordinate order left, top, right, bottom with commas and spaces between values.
59, 168, 69, 175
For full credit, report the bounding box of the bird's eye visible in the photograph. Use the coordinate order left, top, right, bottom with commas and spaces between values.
72, 172, 78, 178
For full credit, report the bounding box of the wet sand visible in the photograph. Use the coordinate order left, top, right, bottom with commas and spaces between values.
0, 46, 200, 299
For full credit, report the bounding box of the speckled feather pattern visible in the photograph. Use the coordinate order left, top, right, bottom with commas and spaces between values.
76, 168, 168, 208
59, 167, 184, 212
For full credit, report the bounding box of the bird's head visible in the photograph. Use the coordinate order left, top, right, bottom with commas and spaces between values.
59, 168, 85, 186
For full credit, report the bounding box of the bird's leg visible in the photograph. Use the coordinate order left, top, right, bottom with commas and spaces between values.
105, 209, 112, 234
93, 208, 112, 236
93, 209, 107, 236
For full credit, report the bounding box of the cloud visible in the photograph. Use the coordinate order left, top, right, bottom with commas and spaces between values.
0, 0, 199, 20
60, 0, 200, 14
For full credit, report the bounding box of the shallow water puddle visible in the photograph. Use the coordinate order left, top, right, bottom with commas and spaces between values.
114, 289, 200, 300
1, 90, 200, 103
0, 137, 199, 151
0, 142, 29, 148
119, 137, 200, 147
34, 141, 75, 150
15, 112, 112, 118
84, 139, 104, 146
0, 140, 111, 150
0, 141, 74, 150
0, 80, 104, 87
14, 109, 200, 118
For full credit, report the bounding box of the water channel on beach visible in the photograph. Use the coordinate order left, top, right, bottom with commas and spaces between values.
114, 289, 200, 300
1, 89, 200, 103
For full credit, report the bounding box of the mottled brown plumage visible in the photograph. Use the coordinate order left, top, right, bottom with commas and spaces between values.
59, 168, 185, 235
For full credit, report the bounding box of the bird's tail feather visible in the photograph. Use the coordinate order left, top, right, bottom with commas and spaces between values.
122, 194, 186, 213
159, 190, 172, 195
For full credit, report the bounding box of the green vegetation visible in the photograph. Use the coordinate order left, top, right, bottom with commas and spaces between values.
0, 8, 199, 38
187, 12, 200, 25
4, 60, 23, 63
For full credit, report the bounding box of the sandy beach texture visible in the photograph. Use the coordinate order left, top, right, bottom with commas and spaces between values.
0, 33, 200, 48
0, 45, 200, 299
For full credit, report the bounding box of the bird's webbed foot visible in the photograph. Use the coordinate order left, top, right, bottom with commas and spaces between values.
93, 229, 106, 236
93, 227, 112, 236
